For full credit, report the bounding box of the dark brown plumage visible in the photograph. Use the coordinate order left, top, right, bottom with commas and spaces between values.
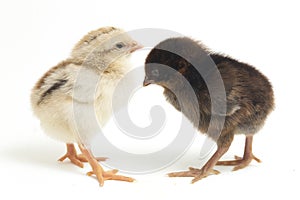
143, 37, 274, 183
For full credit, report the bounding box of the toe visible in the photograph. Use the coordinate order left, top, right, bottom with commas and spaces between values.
95, 157, 109, 162
233, 163, 248, 171
58, 154, 84, 168
234, 155, 242, 160
168, 168, 201, 177
58, 154, 68, 162
69, 158, 84, 168
105, 175, 135, 182
252, 155, 261, 163
168, 171, 192, 177
104, 169, 119, 176
191, 176, 202, 184
76, 154, 88, 162
77, 154, 108, 162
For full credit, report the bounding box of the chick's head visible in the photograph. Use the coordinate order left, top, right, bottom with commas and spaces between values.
144, 37, 210, 89
71, 27, 142, 70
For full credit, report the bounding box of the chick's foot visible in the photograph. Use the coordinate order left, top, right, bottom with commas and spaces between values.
216, 135, 261, 171
87, 169, 135, 183
216, 154, 261, 171
78, 144, 134, 186
58, 143, 107, 168
168, 167, 220, 183
168, 143, 231, 184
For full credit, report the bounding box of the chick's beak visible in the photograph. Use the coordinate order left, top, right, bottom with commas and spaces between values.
143, 76, 154, 86
130, 43, 143, 53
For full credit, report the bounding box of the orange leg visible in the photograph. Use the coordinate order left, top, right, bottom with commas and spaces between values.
216, 135, 261, 171
58, 143, 107, 168
78, 144, 135, 186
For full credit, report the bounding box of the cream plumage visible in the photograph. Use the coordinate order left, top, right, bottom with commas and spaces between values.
31, 27, 142, 186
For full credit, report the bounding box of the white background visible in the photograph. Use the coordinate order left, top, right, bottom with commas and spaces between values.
0, 0, 299, 199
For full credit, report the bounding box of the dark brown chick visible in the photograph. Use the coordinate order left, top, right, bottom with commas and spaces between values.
143, 37, 274, 183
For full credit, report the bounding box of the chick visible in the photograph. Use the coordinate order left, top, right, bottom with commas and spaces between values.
143, 37, 274, 183
31, 27, 142, 186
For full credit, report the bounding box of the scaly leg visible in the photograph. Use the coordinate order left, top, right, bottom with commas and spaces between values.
168, 145, 229, 183
168, 131, 234, 183
78, 143, 134, 186
58, 143, 107, 168
216, 135, 261, 171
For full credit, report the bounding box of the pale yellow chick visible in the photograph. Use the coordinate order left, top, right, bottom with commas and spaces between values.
31, 27, 142, 186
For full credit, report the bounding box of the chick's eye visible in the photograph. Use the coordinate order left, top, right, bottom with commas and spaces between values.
151, 69, 159, 77
115, 42, 125, 49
